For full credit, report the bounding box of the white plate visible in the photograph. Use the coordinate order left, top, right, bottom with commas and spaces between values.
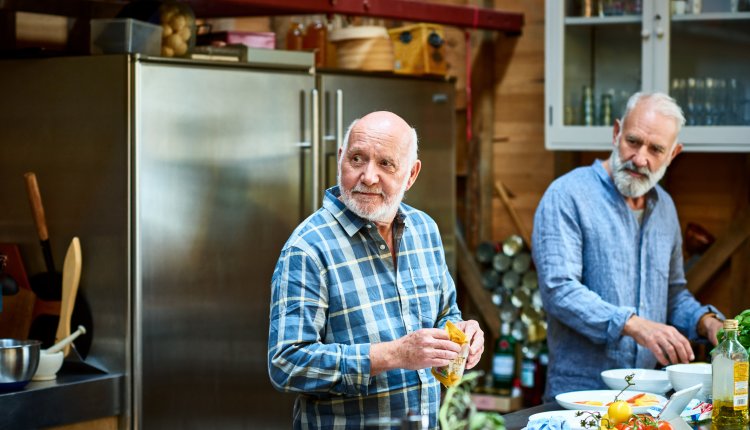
555, 390, 668, 414
527, 410, 591, 430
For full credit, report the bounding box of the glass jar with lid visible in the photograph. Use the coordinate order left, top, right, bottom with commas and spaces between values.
159, 1, 196, 57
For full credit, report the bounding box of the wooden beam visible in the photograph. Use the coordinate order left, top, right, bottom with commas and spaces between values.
187, 0, 524, 33
686, 207, 750, 294
456, 229, 499, 338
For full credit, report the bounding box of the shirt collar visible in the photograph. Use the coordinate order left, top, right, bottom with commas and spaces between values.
323, 186, 408, 237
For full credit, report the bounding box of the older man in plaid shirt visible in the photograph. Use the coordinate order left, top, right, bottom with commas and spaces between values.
268, 111, 484, 429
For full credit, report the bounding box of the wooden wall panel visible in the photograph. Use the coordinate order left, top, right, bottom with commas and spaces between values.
491, 0, 550, 244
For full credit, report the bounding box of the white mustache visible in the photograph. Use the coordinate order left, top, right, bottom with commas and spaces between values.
619, 160, 651, 179
352, 184, 384, 195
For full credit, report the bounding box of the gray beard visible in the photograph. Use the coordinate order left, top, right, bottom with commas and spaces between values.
338, 173, 409, 223
609, 149, 669, 198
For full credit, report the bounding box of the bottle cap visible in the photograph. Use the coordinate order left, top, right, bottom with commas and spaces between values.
724, 319, 738, 330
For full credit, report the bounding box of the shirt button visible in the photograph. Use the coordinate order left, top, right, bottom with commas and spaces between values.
366, 224, 372, 229
379, 244, 385, 250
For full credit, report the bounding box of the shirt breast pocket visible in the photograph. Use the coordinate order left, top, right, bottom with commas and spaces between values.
404, 270, 441, 327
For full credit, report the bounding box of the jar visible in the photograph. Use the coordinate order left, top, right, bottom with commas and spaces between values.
159, 1, 196, 57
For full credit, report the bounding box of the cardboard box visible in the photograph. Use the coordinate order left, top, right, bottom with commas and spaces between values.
471, 393, 524, 413
388, 23, 447, 76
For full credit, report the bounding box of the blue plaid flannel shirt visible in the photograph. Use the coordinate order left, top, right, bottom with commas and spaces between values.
268, 186, 461, 429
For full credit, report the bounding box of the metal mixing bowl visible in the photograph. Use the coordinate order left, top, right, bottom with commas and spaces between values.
0, 339, 41, 391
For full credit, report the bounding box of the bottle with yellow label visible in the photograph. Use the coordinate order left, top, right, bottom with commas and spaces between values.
712, 319, 749, 427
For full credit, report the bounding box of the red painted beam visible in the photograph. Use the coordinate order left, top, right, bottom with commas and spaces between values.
186, 0, 523, 34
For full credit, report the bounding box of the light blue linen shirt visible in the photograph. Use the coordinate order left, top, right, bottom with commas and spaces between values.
268, 186, 461, 429
532, 160, 721, 400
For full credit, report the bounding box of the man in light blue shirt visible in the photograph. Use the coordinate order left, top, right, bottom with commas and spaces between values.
268, 111, 484, 429
532, 93, 724, 400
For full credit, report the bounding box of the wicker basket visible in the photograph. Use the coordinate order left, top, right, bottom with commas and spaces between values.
329, 26, 394, 71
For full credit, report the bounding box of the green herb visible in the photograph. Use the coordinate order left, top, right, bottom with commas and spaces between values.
439, 371, 505, 430
717, 309, 750, 349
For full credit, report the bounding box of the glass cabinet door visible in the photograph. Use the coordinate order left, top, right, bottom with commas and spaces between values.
546, 0, 750, 151
668, 3, 750, 150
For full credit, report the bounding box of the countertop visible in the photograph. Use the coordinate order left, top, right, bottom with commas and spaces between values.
0, 360, 124, 429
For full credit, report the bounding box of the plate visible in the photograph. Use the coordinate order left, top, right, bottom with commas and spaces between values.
555, 390, 668, 414
527, 410, 590, 430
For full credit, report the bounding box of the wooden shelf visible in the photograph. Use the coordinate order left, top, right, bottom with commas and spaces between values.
5, 0, 524, 34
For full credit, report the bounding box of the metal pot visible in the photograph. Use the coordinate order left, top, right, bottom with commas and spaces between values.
0, 339, 41, 391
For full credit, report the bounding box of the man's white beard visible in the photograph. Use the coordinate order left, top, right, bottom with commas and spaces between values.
338, 172, 409, 223
609, 147, 669, 198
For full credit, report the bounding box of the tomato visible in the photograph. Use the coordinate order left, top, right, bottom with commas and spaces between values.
608, 400, 633, 425
657, 421, 673, 430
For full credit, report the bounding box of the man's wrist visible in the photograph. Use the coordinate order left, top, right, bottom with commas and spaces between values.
697, 312, 719, 337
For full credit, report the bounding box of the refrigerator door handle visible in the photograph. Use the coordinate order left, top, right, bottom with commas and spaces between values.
311, 88, 320, 211
336, 89, 344, 154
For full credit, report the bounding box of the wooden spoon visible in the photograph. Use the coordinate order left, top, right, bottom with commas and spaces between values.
55, 237, 82, 357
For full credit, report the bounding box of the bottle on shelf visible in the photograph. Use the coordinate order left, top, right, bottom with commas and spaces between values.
302, 15, 328, 68
711, 319, 749, 427
286, 18, 305, 51
492, 322, 517, 396
520, 342, 544, 407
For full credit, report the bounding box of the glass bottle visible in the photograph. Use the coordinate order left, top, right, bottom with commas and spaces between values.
492, 322, 517, 395
286, 19, 305, 51
711, 319, 749, 427
581, 85, 594, 126
303, 15, 328, 68
476, 241, 499, 265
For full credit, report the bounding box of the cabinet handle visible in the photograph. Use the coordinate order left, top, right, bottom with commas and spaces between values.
656, 27, 665, 38
641, 29, 651, 40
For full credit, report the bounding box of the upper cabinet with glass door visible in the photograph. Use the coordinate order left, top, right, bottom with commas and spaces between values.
545, 0, 750, 151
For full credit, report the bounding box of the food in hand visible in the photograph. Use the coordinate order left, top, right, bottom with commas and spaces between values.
431, 321, 470, 387
159, 3, 194, 57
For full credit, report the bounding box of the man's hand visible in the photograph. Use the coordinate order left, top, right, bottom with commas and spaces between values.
453, 320, 485, 369
699, 314, 723, 346
370, 328, 460, 376
623, 315, 694, 366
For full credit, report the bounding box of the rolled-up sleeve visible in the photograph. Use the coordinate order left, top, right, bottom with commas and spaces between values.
268, 245, 372, 396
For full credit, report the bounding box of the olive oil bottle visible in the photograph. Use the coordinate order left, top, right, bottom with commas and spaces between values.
712, 319, 749, 427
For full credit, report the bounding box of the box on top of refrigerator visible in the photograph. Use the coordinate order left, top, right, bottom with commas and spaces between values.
388, 23, 447, 76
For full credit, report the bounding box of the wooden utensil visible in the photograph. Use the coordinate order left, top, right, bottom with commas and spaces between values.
55, 237, 81, 357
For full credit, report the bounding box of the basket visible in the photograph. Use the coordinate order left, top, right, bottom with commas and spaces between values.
329, 26, 394, 72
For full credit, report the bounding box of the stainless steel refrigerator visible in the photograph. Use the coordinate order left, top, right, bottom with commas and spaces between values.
0, 55, 455, 429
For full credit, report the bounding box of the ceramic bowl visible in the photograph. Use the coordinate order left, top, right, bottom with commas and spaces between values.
601, 368, 672, 394
32, 351, 64, 381
666, 363, 712, 400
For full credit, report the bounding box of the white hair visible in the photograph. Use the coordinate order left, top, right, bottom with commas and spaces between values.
620, 92, 685, 146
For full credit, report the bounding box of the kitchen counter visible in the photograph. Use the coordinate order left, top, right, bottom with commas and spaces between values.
0, 360, 124, 429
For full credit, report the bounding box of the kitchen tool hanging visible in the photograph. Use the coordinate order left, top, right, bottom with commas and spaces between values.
23, 172, 93, 356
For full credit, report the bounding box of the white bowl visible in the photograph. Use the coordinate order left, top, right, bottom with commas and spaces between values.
32, 351, 64, 381
601, 368, 672, 394
666, 363, 712, 400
